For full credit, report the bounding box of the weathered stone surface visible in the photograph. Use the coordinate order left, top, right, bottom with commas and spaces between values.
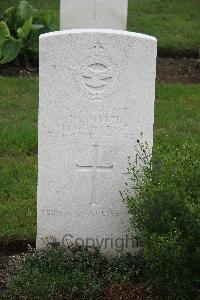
60, 0, 128, 30
37, 29, 157, 255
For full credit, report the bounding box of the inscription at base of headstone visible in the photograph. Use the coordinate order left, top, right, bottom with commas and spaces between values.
37, 29, 157, 255
60, 0, 128, 30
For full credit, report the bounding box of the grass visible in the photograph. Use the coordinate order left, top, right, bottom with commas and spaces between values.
0, 0, 200, 53
128, 0, 200, 54
155, 83, 200, 144
0, 77, 37, 242
0, 76, 200, 243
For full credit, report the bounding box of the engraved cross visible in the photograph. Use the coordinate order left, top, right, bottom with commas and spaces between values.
76, 145, 113, 206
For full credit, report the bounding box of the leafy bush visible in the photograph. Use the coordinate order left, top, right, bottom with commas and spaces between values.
0, 1, 56, 67
3, 244, 144, 299
123, 140, 200, 299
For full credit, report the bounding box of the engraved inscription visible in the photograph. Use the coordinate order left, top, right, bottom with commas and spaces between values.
76, 145, 113, 206
41, 208, 122, 217
45, 107, 137, 140
60, 107, 137, 140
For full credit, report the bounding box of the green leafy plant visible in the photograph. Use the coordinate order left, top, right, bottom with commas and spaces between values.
0, 1, 56, 67
123, 140, 200, 299
3, 244, 144, 299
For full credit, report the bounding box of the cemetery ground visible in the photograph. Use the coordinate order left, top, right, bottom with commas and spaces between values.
0, 78, 199, 244
0, 0, 200, 299
0, 76, 200, 299
2, 77, 200, 245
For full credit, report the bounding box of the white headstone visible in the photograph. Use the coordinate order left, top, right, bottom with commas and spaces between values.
37, 29, 157, 255
60, 0, 128, 30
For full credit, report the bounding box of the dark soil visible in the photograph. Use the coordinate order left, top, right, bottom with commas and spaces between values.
157, 57, 200, 83
0, 240, 35, 255
0, 57, 200, 84
0, 60, 38, 77
104, 284, 164, 300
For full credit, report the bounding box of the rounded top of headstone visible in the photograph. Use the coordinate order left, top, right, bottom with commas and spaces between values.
40, 29, 157, 43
